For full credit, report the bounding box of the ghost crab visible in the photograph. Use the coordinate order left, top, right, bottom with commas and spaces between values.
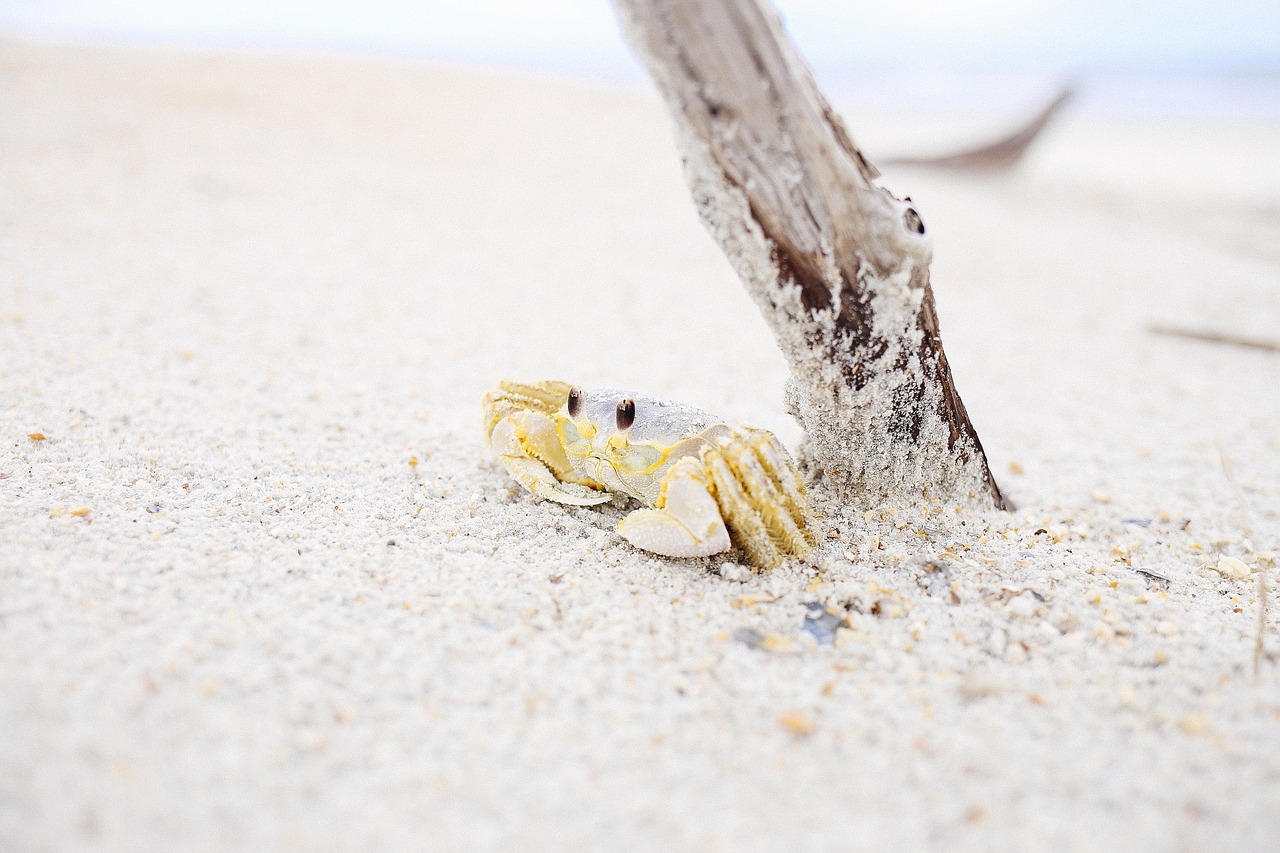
483, 379, 817, 569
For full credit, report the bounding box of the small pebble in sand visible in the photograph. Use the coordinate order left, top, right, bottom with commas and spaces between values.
1215, 557, 1252, 580
801, 603, 845, 645
958, 674, 1005, 701
1178, 713, 1210, 735
777, 711, 818, 737
1005, 592, 1039, 619
1133, 566, 1173, 584
734, 627, 776, 651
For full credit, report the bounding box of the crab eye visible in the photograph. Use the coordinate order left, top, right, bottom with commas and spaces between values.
567, 386, 583, 417
615, 398, 636, 430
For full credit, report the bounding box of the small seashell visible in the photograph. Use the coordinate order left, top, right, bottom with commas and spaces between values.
1215, 556, 1252, 580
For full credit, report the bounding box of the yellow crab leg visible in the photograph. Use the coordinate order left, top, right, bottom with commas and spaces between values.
719, 433, 813, 559
743, 428, 817, 547
703, 448, 780, 568
482, 379, 574, 447
490, 410, 609, 507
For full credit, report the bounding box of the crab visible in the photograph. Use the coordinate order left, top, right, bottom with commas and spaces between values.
482, 379, 817, 569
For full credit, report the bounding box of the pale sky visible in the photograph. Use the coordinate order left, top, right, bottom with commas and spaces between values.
2, 0, 1278, 76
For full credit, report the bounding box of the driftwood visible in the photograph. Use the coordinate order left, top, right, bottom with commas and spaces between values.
1150, 324, 1280, 354
882, 87, 1073, 172
612, 0, 1008, 509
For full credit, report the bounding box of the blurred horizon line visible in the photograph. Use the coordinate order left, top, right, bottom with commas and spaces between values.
6, 28, 1279, 123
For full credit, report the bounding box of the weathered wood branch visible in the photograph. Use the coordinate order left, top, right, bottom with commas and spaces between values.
882, 87, 1074, 172
613, 0, 1009, 509
1149, 324, 1280, 354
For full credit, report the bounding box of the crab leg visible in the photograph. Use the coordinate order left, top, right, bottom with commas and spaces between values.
490, 410, 609, 506
703, 449, 780, 567
616, 457, 730, 558
482, 379, 574, 445
719, 433, 814, 558
742, 428, 818, 547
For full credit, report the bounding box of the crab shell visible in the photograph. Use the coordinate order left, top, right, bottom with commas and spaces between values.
483, 380, 816, 569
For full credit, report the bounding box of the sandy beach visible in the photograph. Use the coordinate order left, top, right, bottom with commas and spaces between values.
2, 41, 1279, 851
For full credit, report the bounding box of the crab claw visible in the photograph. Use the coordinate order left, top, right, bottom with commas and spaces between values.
490, 411, 609, 506
616, 457, 730, 558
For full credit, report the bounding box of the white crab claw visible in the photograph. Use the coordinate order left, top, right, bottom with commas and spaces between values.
491, 416, 609, 507
616, 457, 730, 558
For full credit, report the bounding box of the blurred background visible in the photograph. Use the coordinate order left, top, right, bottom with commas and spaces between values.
4, 0, 1278, 258
2, 0, 1277, 111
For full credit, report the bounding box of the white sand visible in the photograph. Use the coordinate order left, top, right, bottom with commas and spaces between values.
2, 42, 1278, 851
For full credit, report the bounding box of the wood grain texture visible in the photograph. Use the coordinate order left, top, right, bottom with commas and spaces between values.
613, 0, 1008, 509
